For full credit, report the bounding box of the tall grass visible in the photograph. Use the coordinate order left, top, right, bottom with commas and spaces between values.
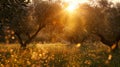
0, 42, 120, 67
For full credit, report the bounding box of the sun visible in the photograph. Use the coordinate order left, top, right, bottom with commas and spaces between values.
63, 0, 88, 13
65, 3, 78, 12
64, 1, 79, 13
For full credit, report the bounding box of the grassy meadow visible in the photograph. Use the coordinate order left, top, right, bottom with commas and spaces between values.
0, 42, 120, 67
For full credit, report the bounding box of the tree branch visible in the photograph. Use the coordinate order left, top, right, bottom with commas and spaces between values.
24, 24, 45, 45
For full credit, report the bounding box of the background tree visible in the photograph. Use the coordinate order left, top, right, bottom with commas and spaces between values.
81, 0, 120, 51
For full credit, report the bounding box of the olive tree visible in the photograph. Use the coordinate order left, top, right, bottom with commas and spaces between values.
0, 0, 62, 48
82, 0, 120, 51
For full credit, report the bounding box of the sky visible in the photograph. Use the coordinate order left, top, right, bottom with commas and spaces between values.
29, 0, 120, 5
62, 0, 120, 4
30, 0, 120, 3
110, 0, 120, 2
